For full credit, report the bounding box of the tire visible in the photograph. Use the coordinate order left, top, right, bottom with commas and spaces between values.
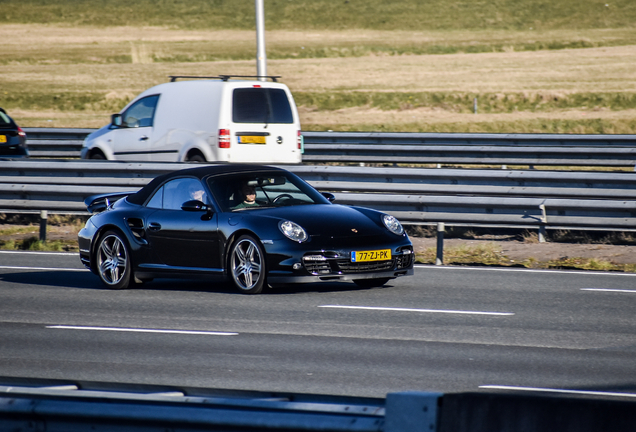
90, 152, 105, 160
186, 153, 206, 163
96, 230, 133, 290
353, 278, 391, 288
229, 235, 266, 294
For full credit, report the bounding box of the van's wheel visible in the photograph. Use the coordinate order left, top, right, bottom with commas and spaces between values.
353, 278, 391, 288
90, 152, 105, 160
186, 153, 206, 163
229, 235, 266, 294
96, 230, 133, 290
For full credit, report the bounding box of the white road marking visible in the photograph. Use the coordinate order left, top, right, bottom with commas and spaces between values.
0, 265, 87, 272
319, 305, 514, 316
581, 288, 636, 293
416, 264, 636, 277
47, 325, 238, 336
0, 250, 77, 256
480, 385, 636, 399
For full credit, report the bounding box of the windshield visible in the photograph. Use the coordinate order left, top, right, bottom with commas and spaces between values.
208, 172, 328, 212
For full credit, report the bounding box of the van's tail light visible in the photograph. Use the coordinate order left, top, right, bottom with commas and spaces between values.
219, 129, 231, 148
297, 130, 302, 150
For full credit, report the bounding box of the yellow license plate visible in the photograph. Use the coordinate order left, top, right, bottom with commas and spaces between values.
238, 135, 266, 144
351, 249, 391, 262
0, 135, 6, 143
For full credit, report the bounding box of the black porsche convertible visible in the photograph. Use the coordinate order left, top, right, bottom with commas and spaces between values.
78, 164, 414, 294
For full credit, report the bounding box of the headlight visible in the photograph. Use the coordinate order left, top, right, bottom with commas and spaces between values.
382, 214, 404, 235
279, 220, 308, 243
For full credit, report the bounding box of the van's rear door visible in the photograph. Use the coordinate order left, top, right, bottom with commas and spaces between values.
228, 85, 301, 163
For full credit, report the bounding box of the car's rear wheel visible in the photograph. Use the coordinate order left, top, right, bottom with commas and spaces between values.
229, 235, 266, 294
353, 278, 391, 288
96, 230, 132, 290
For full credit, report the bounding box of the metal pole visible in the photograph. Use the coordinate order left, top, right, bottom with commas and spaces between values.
255, 0, 267, 80
435, 222, 445, 265
39, 210, 47, 242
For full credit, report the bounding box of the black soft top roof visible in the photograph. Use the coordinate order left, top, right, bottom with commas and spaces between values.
127, 164, 284, 205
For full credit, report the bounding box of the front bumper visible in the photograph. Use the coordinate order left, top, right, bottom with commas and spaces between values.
268, 267, 414, 284
266, 244, 415, 284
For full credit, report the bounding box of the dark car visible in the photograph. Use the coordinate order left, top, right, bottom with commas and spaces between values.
0, 108, 28, 158
78, 164, 414, 294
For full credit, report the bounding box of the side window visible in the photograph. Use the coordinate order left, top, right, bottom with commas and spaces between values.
146, 186, 164, 209
122, 95, 160, 128
159, 178, 207, 210
232, 88, 293, 124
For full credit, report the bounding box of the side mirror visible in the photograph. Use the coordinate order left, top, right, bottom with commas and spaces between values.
181, 200, 211, 212
322, 192, 335, 203
111, 113, 123, 127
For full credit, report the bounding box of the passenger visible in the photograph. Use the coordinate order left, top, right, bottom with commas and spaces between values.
188, 183, 206, 202
233, 182, 259, 209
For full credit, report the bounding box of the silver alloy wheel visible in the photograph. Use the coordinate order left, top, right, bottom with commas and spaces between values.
97, 233, 129, 287
230, 236, 264, 293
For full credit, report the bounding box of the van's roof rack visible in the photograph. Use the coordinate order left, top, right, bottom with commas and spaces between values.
169, 75, 281, 82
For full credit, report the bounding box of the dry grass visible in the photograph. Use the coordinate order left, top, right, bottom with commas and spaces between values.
415, 242, 636, 272
2, 24, 636, 131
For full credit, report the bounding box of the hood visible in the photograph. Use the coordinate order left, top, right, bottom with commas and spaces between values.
84, 124, 111, 143
248, 204, 386, 238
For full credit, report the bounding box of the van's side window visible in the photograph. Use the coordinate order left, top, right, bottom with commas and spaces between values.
122, 95, 160, 128
232, 88, 293, 124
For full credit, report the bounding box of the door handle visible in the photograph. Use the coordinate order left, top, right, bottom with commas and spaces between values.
139, 135, 149, 141
148, 222, 161, 231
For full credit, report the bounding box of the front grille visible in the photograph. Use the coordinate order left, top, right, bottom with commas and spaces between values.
304, 260, 332, 275
302, 248, 413, 276
395, 252, 413, 269
336, 259, 393, 273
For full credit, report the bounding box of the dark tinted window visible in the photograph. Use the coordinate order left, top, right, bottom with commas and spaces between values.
0, 111, 14, 128
232, 88, 293, 124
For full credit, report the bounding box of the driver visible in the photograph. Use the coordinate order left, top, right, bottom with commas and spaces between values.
232, 182, 259, 209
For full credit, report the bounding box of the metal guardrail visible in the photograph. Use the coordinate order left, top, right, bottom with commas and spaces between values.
0, 377, 407, 432
1, 160, 635, 232
302, 131, 636, 167
1, 159, 635, 265
22, 128, 636, 168
1, 377, 635, 432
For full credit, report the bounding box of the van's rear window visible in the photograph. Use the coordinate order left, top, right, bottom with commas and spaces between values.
232, 88, 294, 124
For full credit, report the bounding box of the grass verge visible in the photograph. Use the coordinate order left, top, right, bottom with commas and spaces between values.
415, 243, 636, 273
0, 237, 78, 252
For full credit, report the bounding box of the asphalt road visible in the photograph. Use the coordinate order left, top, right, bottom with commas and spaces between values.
1, 250, 635, 398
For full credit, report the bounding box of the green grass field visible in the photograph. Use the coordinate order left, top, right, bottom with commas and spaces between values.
1, 0, 635, 133
3, 0, 635, 31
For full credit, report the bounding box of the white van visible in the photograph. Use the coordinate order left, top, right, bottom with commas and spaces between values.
81, 75, 303, 164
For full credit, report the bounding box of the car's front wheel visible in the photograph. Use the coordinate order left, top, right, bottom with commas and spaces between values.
229, 235, 266, 294
96, 230, 133, 290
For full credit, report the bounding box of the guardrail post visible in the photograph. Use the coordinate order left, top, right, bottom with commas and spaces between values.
436, 222, 445, 265
539, 204, 547, 243
385, 391, 442, 432
39, 210, 48, 242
